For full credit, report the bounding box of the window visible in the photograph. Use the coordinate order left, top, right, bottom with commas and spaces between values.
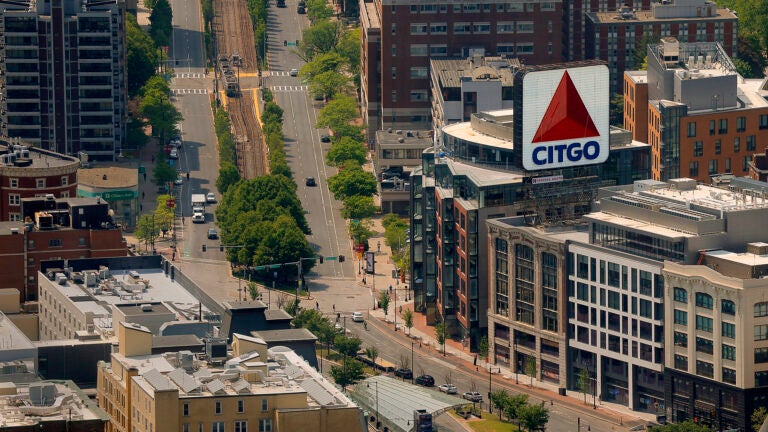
391, 90, 397, 102
722, 300, 735, 315
238, 400, 244, 413
516, 21, 534, 33
410, 67, 428, 79
497, 22, 514, 33
734, 137, 740, 152
756, 347, 768, 363
674, 354, 688, 370
689, 161, 699, 177
410, 90, 428, 102
9, 178, 18, 188
429, 23, 447, 34
473, 23, 491, 33
722, 322, 735, 339
9, 212, 20, 221
708, 159, 718, 175
61, 176, 69, 186
748, 135, 756, 151
36, 178, 45, 188
183, 424, 190, 432
410, 23, 427, 34
673, 287, 687, 303
719, 119, 728, 134
756, 324, 768, 341
757, 371, 768, 387
215, 401, 222, 414
674, 331, 688, 347
391, 23, 396, 34
760, 114, 768, 130
696, 315, 713, 332
49, 239, 62, 247
391, 44, 396, 56
755, 302, 768, 317
723, 368, 736, 384
453, 22, 471, 34
696, 360, 714, 378
391, 67, 396, 79
687, 122, 696, 137
714, 139, 721, 155
213, 422, 225, 432
693, 141, 703, 157
8, 194, 20, 206
261, 399, 268, 412
709, 120, 715, 135
429, 45, 447, 56
517, 43, 534, 55
258, 419, 271, 432
695, 337, 713, 354
695, 293, 713, 309
674, 309, 687, 325
737, 116, 746, 132
234, 421, 247, 432
409, 45, 427, 56
183, 403, 189, 416
745, 156, 753, 172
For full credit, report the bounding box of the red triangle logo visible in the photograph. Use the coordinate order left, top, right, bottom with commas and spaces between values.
531, 71, 600, 143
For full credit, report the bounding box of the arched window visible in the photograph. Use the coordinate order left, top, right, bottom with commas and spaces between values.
721, 300, 736, 316
695, 292, 713, 309
673, 287, 687, 303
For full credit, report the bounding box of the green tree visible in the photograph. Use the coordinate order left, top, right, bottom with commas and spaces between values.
753, 406, 768, 432
153, 159, 177, 186
134, 214, 158, 251
518, 403, 549, 432
216, 162, 241, 195
365, 347, 379, 373
325, 136, 367, 166
610, 94, 624, 127
632, 32, 660, 70
736, 30, 768, 78
334, 335, 362, 358
316, 96, 359, 133
127, 118, 149, 151
577, 368, 590, 405
435, 321, 447, 354
402, 308, 413, 335
308, 71, 352, 102
505, 394, 530, 427
300, 52, 347, 80
648, 421, 713, 432
149, 0, 173, 47
139, 77, 183, 142
305, 2, 333, 26
329, 357, 365, 390
478, 336, 489, 361
341, 195, 377, 219
490, 390, 511, 420
248, 282, 260, 301
377, 290, 390, 316
284, 298, 301, 316
525, 357, 537, 387
251, 215, 316, 273
126, 14, 159, 96
327, 169, 377, 200
335, 27, 361, 74
348, 219, 374, 245
298, 19, 344, 60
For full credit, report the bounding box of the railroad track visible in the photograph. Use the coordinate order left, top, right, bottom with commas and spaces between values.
213, 0, 267, 178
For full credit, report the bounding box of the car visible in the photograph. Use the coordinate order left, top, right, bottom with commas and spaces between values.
462, 392, 483, 402
289, 68, 298, 77
207, 228, 218, 239
170, 138, 182, 149
394, 368, 413, 379
438, 384, 457, 394
192, 212, 205, 223
415, 375, 434, 387
169, 148, 179, 159
305, 177, 316, 187
320, 134, 331, 143
297, 5, 305, 13
174, 174, 183, 185
351, 311, 363, 322
206, 192, 216, 203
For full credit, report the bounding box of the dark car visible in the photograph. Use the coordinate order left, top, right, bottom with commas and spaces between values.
320, 134, 331, 143
394, 368, 413, 379
297, 5, 305, 13
207, 228, 218, 239
305, 177, 316, 187
415, 375, 435, 386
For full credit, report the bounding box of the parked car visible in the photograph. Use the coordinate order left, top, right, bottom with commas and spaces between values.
207, 228, 218, 239
320, 134, 331, 143
462, 392, 483, 402
351, 311, 363, 322
206, 192, 216, 203
438, 384, 457, 394
174, 173, 183, 185
192, 212, 205, 223
297, 5, 305, 13
169, 148, 179, 159
415, 375, 435, 386
305, 177, 316, 187
394, 368, 413, 379
289, 68, 299, 77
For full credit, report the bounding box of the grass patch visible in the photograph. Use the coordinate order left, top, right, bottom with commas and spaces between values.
449, 410, 519, 432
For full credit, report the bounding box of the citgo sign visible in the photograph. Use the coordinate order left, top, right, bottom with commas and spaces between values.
521, 65, 609, 170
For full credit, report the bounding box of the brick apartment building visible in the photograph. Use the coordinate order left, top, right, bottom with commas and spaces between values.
360, 0, 563, 137
623, 38, 768, 183
563, 0, 649, 62
0, 0, 128, 160
0, 140, 80, 222
0, 196, 126, 302
585, 0, 737, 93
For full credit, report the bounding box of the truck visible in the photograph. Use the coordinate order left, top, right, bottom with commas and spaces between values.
191, 194, 206, 213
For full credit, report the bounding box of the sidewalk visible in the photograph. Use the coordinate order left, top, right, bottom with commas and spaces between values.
356, 220, 655, 430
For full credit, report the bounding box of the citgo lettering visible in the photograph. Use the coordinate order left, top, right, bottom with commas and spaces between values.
532, 141, 600, 165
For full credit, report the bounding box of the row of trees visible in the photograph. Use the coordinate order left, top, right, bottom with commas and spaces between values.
147, 0, 173, 48
135, 195, 177, 250
489, 391, 549, 432
213, 108, 241, 195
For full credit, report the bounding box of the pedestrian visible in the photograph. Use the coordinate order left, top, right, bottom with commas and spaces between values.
474, 355, 477, 366
399, 305, 402, 313
139, 204, 143, 211
316, 301, 319, 310
377, 241, 381, 253
143, 172, 147, 181
186, 172, 190, 180
389, 285, 392, 292
332, 304, 335, 312
362, 277, 367, 285
151, 155, 155, 163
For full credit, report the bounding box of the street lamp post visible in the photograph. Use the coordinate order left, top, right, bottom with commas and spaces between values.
488, 366, 500, 414
411, 341, 415, 384
592, 370, 597, 410
577, 417, 590, 432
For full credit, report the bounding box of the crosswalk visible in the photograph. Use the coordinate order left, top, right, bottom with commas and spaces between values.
172, 88, 210, 95
265, 71, 296, 77
174, 72, 207, 79
269, 85, 307, 92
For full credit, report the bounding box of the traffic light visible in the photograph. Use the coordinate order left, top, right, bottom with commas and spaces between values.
338, 255, 345, 262
319, 256, 324, 264
283, 40, 287, 46
202, 245, 207, 252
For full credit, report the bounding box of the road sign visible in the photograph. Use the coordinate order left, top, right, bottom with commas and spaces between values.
269, 264, 282, 269
166, 198, 176, 208
325, 256, 338, 261
354, 244, 365, 253
254, 266, 266, 271
101, 190, 135, 200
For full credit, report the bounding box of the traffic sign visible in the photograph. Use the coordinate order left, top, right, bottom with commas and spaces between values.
325, 256, 337, 261
166, 198, 176, 208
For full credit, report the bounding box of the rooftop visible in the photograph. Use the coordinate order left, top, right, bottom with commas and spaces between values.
432, 151, 526, 188
625, 70, 648, 84
376, 129, 433, 147
0, 381, 107, 427
704, 248, 768, 266
0, 141, 80, 171
252, 328, 318, 342
0, 221, 25, 236
590, 5, 736, 23
487, 216, 590, 243
39, 267, 211, 334
0, 311, 35, 353
78, 167, 139, 189
431, 56, 520, 88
